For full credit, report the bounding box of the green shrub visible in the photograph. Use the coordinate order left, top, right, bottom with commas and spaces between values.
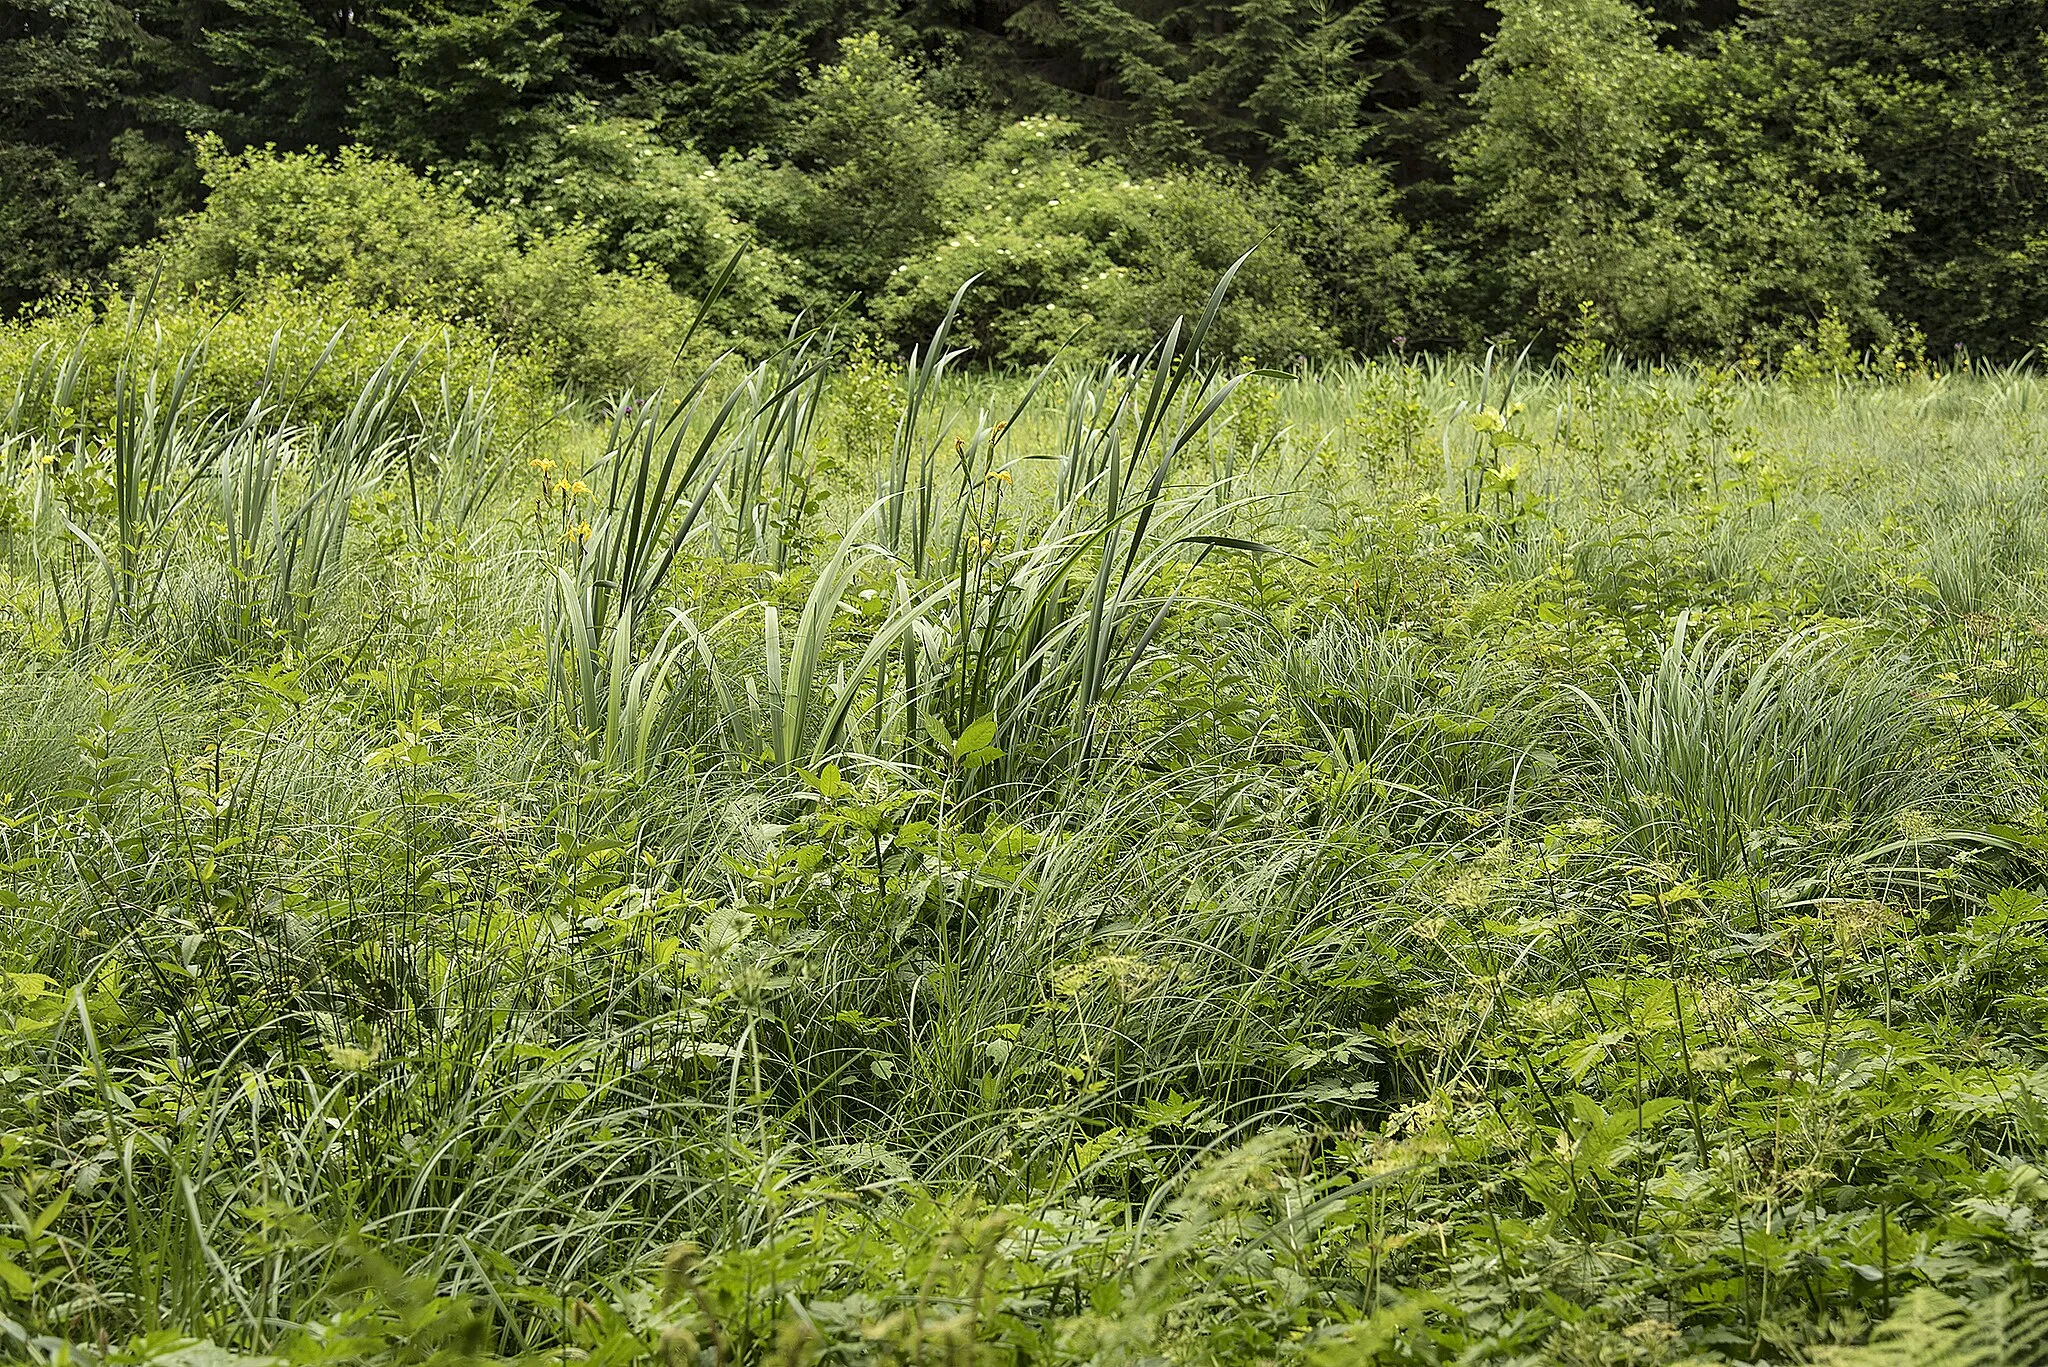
476, 113, 796, 350
1659, 32, 1900, 359
1453, 0, 1896, 356
877, 117, 1332, 365
0, 284, 558, 436
133, 139, 697, 394
1452, 0, 1709, 349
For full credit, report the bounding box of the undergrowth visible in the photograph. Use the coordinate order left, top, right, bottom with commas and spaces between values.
4, 289, 2048, 1366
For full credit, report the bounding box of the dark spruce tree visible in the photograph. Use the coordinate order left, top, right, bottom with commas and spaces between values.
0, 0, 197, 309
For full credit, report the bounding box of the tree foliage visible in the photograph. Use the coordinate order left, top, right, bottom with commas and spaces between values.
4, 0, 2047, 361
142, 139, 694, 391
1454, 0, 1895, 353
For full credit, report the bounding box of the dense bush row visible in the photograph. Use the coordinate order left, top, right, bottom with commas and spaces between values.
8, 0, 2046, 370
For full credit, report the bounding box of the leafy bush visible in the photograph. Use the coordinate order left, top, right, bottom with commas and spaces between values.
0, 285, 557, 435
877, 117, 1333, 365
134, 139, 697, 393
1453, 0, 1710, 348
1454, 0, 1896, 356
1660, 32, 1901, 357
8, 0, 2048, 362
477, 113, 796, 351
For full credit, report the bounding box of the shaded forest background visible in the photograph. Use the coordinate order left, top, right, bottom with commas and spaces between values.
8, 0, 2047, 370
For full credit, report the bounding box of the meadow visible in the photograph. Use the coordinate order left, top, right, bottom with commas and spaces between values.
5, 284, 2048, 1367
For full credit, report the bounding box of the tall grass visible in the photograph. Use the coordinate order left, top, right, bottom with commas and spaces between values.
1574, 615, 1946, 880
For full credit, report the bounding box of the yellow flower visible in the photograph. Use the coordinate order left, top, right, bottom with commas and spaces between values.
326, 1040, 380, 1073
530, 458, 556, 473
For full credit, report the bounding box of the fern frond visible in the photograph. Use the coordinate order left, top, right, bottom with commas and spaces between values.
1814, 1289, 2048, 1367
